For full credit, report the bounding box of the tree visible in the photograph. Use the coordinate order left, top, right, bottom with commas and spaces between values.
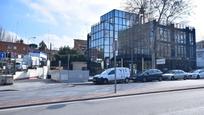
51, 46, 86, 68
16, 39, 24, 43
124, 0, 192, 68
124, 0, 192, 24
39, 41, 47, 51
29, 44, 38, 49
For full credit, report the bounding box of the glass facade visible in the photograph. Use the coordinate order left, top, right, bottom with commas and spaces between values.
89, 9, 138, 67
88, 9, 196, 72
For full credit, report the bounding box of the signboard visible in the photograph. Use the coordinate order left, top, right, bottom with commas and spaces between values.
156, 59, 165, 65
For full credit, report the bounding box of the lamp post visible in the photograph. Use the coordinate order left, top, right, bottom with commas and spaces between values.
110, 18, 117, 94
67, 54, 70, 82
113, 39, 117, 94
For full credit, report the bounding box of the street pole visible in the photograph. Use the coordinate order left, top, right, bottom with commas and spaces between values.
131, 28, 134, 78
121, 58, 123, 67
59, 60, 61, 81
152, 20, 157, 69
67, 54, 70, 82
114, 39, 117, 94
112, 19, 117, 94
142, 57, 144, 71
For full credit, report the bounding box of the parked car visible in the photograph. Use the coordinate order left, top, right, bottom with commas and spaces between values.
135, 69, 163, 82
162, 70, 188, 80
187, 69, 204, 79
93, 67, 130, 84
15, 61, 28, 71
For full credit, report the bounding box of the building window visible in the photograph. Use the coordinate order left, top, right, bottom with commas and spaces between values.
13, 46, 17, 50
189, 33, 194, 45
7, 45, 12, 49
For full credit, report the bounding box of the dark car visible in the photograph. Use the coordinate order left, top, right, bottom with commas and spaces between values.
136, 69, 163, 82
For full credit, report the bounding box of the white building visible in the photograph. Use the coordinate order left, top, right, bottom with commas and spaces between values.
197, 48, 204, 68
22, 51, 47, 68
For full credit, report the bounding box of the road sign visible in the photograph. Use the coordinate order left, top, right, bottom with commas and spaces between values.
156, 59, 165, 65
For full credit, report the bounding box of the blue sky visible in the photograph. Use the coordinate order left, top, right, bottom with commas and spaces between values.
0, 0, 203, 49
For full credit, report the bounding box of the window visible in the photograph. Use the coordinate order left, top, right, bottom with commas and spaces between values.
118, 18, 122, 25
7, 45, 12, 49
115, 10, 119, 17
119, 11, 123, 17
189, 33, 194, 45
108, 70, 115, 75
115, 17, 119, 24
13, 46, 17, 50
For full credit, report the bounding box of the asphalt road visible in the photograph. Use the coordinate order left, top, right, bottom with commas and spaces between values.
1, 79, 204, 108
1, 88, 204, 115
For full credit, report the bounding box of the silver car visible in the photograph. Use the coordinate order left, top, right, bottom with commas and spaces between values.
188, 69, 204, 79
162, 70, 188, 80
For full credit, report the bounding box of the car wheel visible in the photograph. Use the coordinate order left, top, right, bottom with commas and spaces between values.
197, 75, 200, 79
183, 76, 187, 80
158, 76, 163, 81
93, 81, 98, 85
103, 79, 109, 84
124, 78, 129, 83
142, 77, 147, 82
171, 76, 175, 80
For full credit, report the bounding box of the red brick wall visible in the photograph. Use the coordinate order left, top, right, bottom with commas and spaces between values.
0, 41, 29, 55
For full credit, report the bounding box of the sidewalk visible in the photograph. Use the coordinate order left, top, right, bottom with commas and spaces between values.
1, 80, 204, 109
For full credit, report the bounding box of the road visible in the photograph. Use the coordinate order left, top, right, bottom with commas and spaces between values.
1, 79, 204, 108
1, 88, 204, 115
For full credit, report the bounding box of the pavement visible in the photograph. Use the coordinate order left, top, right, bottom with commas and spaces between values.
1, 79, 204, 109
2, 88, 204, 115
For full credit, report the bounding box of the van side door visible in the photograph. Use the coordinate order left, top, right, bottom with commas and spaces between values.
117, 69, 123, 80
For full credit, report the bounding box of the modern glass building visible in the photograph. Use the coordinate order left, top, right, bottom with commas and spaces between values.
88, 9, 138, 69
87, 9, 196, 74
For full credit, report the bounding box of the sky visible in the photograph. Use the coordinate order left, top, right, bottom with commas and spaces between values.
0, 0, 203, 49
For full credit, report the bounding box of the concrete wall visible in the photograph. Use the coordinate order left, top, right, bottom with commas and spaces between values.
197, 49, 204, 68
13, 66, 48, 80
50, 70, 89, 83
72, 62, 87, 70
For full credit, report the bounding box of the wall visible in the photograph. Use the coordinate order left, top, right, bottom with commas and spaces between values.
72, 62, 87, 70
13, 66, 48, 80
197, 49, 204, 68
50, 70, 89, 83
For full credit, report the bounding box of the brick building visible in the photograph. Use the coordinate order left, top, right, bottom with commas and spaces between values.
0, 41, 29, 57
197, 40, 204, 49
73, 39, 87, 55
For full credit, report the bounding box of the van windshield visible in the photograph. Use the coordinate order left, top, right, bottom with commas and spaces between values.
101, 68, 113, 75
101, 70, 109, 75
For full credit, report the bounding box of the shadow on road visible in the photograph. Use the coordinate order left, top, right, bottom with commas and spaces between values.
46, 104, 67, 110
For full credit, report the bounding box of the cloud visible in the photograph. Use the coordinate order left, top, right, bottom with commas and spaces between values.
21, 0, 58, 25
21, 0, 123, 25
19, 0, 124, 48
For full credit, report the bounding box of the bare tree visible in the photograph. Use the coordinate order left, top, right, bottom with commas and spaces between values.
124, 0, 193, 69
124, 0, 192, 24
0, 27, 4, 41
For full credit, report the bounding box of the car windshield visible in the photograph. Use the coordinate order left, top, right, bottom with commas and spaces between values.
167, 70, 176, 73
101, 69, 111, 75
192, 70, 201, 73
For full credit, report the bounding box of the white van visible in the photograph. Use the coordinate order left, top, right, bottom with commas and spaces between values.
93, 67, 130, 84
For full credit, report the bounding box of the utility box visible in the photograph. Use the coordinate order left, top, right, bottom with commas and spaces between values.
0, 75, 13, 85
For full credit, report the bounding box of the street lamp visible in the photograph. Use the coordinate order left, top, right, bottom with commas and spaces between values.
113, 39, 117, 94
110, 19, 117, 94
